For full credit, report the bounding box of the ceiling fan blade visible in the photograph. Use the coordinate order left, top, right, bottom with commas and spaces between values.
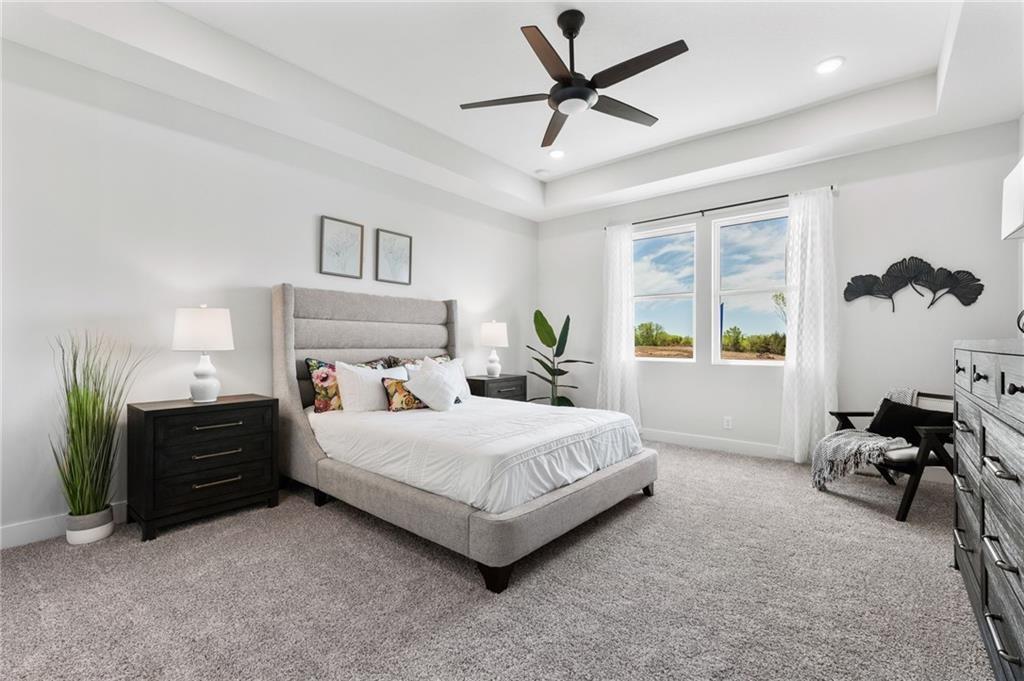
591, 39, 689, 89
460, 94, 548, 110
521, 26, 572, 83
592, 96, 658, 126
541, 110, 568, 147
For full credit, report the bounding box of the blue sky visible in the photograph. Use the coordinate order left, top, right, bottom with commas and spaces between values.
633, 217, 788, 338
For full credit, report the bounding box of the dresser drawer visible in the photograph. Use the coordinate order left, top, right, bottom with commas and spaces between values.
484, 379, 526, 400
983, 415, 1024, 516
984, 507, 1024, 614
955, 453, 983, 521
154, 406, 273, 447
973, 353, 999, 406
154, 459, 274, 512
955, 393, 983, 471
1000, 355, 1024, 424
955, 349, 973, 391
956, 489, 983, 580
986, 558, 1024, 678
155, 433, 273, 479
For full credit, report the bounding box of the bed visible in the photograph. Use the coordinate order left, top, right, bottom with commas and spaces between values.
271, 283, 658, 592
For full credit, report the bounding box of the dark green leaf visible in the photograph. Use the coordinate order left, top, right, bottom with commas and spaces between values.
561, 385, 579, 389
559, 359, 594, 364
527, 370, 553, 385
554, 396, 575, 407
554, 316, 570, 357
533, 310, 557, 348
532, 357, 567, 376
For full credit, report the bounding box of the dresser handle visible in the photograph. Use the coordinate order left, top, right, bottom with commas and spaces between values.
983, 535, 1019, 573
985, 613, 1022, 665
191, 447, 243, 461
953, 528, 972, 553
974, 371, 989, 383
955, 361, 965, 374
984, 456, 1019, 482
192, 475, 242, 490
953, 419, 972, 434
954, 476, 973, 494
192, 420, 244, 431
1009, 383, 1022, 396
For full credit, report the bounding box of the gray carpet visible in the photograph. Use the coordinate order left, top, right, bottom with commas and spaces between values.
1, 444, 989, 680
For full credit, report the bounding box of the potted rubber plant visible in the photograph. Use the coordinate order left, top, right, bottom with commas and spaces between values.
51, 334, 146, 545
527, 310, 593, 406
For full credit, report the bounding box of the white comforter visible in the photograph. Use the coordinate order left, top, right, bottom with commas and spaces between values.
307, 397, 643, 514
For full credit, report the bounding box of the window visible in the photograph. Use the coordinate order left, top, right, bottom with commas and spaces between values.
632, 225, 696, 360
712, 209, 788, 364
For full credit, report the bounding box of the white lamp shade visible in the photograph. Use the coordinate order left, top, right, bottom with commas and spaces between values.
172, 307, 234, 351
480, 321, 508, 348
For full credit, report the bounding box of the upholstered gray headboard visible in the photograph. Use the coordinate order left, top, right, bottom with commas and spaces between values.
271, 283, 458, 486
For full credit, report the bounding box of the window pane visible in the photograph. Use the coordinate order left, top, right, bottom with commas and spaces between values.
633, 231, 695, 295
719, 216, 788, 290
719, 291, 787, 361
635, 298, 693, 359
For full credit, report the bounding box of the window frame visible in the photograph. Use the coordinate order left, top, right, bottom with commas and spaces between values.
710, 207, 788, 367
631, 222, 698, 363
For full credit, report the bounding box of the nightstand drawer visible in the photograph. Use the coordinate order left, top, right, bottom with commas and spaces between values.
155, 406, 273, 446
155, 460, 273, 512
485, 380, 525, 399
156, 433, 273, 479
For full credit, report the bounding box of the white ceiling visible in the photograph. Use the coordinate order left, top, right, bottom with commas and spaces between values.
174, 1, 953, 178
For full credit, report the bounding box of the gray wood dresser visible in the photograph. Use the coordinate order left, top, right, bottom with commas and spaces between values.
953, 339, 1024, 680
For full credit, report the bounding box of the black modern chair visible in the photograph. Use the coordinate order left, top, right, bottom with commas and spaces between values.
829, 392, 955, 522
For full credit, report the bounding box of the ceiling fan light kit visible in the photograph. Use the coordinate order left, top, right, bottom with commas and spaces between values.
459, 9, 688, 148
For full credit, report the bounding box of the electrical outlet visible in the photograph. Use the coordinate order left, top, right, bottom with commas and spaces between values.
723, 416, 733, 430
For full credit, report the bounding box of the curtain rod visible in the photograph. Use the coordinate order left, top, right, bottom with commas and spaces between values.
625, 185, 836, 228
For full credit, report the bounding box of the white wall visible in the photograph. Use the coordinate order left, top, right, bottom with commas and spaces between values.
1, 54, 538, 547
538, 122, 1021, 457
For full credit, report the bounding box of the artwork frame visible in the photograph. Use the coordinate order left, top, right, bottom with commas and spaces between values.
375, 228, 412, 286
319, 216, 364, 279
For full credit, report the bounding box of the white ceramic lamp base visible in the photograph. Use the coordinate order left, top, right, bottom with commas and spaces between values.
486, 348, 502, 377
189, 352, 222, 403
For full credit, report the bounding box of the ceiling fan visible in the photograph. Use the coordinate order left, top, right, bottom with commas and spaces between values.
459, 9, 688, 148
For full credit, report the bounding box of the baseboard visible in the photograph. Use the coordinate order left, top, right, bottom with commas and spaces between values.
641, 428, 785, 460
1, 500, 127, 549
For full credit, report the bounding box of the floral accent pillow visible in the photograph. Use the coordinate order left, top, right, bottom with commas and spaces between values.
305, 357, 391, 413
381, 378, 427, 412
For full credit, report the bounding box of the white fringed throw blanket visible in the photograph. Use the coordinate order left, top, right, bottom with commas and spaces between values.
810, 388, 917, 490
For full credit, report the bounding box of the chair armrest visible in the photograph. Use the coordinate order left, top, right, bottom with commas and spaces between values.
915, 425, 955, 444
829, 411, 875, 418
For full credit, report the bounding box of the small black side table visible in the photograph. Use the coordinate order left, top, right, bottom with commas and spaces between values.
126, 393, 278, 540
466, 375, 527, 401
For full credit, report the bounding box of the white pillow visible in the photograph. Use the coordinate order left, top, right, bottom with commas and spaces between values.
403, 368, 459, 411
422, 356, 471, 401
336, 363, 407, 412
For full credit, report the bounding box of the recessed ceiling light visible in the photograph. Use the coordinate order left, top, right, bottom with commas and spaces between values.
815, 56, 845, 75
548, 149, 565, 159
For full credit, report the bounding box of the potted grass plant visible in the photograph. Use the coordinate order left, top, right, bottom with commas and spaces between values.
51, 334, 146, 545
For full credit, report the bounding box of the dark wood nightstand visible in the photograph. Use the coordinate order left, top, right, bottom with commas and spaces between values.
466, 375, 527, 401
126, 394, 278, 541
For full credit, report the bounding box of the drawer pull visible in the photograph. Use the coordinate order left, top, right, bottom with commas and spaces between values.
1009, 383, 1022, 396
192, 420, 244, 432
954, 476, 973, 494
953, 528, 972, 553
191, 474, 242, 490
953, 419, 973, 434
983, 535, 1019, 573
955, 360, 966, 374
984, 456, 1019, 481
191, 447, 243, 461
985, 613, 1022, 665
974, 371, 989, 383
496, 387, 519, 394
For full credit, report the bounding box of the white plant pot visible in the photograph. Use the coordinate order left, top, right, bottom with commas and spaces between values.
65, 506, 114, 545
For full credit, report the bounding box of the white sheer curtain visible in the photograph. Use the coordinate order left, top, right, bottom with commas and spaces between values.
597, 223, 642, 426
779, 188, 838, 463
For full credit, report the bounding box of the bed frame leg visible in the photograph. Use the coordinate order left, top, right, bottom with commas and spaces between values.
313, 489, 330, 507
642, 483, 655, 497
477, 562, 514, 593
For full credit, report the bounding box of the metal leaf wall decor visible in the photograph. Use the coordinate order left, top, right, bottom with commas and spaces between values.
843, 257, 983, 312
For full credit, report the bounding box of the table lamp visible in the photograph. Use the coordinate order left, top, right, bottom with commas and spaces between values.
172, 305, 234, 403
480, 321, 508, 377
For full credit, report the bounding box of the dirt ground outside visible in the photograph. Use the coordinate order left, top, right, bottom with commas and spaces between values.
635, 346, 783, 361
